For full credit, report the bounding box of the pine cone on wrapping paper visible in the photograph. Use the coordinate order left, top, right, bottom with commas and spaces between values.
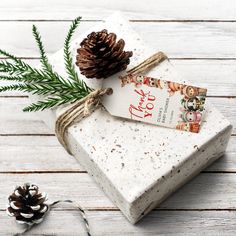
6, 183, 49, 225
76, 29, 133, 79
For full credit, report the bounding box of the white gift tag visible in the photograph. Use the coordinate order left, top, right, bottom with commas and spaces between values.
102, 60, 207, 133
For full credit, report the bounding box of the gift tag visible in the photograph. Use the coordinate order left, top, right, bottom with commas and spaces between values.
102, 69, 207, 133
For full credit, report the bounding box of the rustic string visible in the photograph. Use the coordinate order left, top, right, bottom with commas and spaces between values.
55, 51, 167, 154
50, 200, 91, 236
54, 51, 167, 236
14, 200, 91, 236
55, 88, 113, 154
127, 51, 167, 75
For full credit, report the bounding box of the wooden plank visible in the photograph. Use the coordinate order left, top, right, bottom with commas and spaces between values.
206, 136, 236, 172
1, 210, 236, 235
0, 173, 113, 210
0, 22, 236, 58
0, 3, 234, 235
0, 135, 235, 172
208, 97, 236, 133
1, 173, 236, 211
1, 59, 236, 97
0, 0, 235, 21
0, 97, 234, 135
173, 60, 236, 97
0, 97, 51, 134
0, 136, 81, 172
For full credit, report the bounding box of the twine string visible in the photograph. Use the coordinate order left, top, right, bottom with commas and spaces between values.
53, 51, 168, 235
12, 52, 167, 236
50, 200, 91, 236
55, 51, 167, 154
55, 88, 113, 154
127, 51, 167, 75
14, 200, 91, 236
14, 225, 33, 236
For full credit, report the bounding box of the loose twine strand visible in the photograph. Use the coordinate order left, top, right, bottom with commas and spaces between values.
14, 200, 91, 236
50, 200, 91, 236
54, 51, 167, 236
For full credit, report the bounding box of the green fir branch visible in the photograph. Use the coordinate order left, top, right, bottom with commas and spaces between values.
0, 66, 60, 84
23, 93, 84, 112
0, 83, 64, 96
32, 24, 67, 85
0, 74, 89, 97
64, 17, 81, 83
0, 74, 30, 82
0, 49, 35, 73
0, 16, 92, 112
63, 18, 92, 93
0, 60, 23, 75
32, 25, 51, 72
0, 49, 20, 62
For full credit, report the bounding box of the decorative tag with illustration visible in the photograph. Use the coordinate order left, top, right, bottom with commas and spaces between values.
102, 74, 207, 133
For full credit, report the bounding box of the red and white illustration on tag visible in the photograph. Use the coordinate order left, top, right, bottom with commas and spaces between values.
102, 74, 207, 133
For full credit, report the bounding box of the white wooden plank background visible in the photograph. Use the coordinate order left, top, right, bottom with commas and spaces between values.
0, 0, 235, 21
0, 1, 236, 235
0, 21, 236, 58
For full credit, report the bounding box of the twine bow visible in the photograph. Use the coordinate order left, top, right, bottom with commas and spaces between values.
55, 51, 167, 154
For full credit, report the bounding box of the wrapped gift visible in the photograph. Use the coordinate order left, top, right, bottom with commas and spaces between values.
31, 12, 232, 223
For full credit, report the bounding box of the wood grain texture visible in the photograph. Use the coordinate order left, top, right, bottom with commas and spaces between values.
1, 173, 236, 211
1, 59, 236, 97
0, 135, 235, 172
0, 136, 80, 172
0, 0, 235, 234
1, 210, 236, 235
0, 0, 235, 21
0, 97, 51, 134
0, 21, 236, 58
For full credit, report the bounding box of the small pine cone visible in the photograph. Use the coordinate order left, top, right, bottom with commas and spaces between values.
6, 183, 49, 225
76, 29, 133, 79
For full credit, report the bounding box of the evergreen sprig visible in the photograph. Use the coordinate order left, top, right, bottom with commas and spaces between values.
0, 16, 92, 112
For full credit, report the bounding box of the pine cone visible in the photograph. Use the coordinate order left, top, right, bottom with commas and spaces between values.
6, 183, 49, 225
76, 29, 133, 79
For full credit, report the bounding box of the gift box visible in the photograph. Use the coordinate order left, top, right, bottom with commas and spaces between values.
33, 12, 232, 223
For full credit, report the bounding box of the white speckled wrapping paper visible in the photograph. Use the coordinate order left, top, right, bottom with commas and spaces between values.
34, 12, 232, 223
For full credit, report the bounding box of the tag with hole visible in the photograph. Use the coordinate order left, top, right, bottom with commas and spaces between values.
102, 73, 207, 133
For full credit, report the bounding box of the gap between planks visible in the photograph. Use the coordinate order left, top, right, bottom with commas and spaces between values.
0, 133, 55, 136
0, 170, 236, 174
2, 57, 236, 60
1, 208, 236, 212
1, 20, 236, 22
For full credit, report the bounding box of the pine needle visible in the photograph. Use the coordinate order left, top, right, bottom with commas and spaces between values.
23, 94, 83, 112
0, 16, 92, 112
64, 17, 81, 83
32, 24, 52, 72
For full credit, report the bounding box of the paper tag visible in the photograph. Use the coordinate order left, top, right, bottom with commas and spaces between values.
102, 73, 207, 133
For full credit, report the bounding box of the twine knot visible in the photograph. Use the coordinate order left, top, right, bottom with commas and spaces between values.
55, 52, 167, 154
55, 87, 112, 154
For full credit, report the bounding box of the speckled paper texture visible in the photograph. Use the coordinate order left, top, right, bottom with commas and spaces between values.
34, 12, 232, 223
